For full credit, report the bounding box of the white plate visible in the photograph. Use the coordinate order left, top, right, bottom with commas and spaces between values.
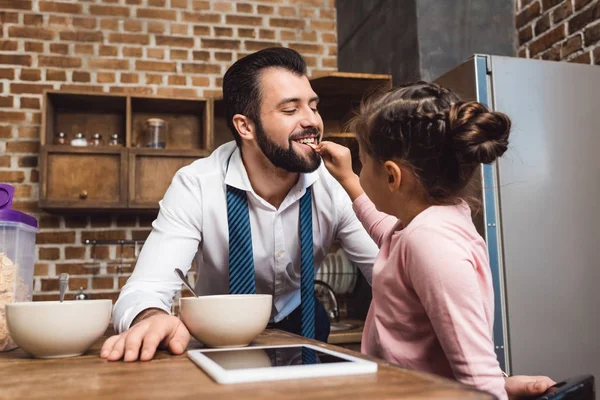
187, 344, 378, 384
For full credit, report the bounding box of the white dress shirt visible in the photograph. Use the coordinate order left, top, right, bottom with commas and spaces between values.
113, 141, 379, 333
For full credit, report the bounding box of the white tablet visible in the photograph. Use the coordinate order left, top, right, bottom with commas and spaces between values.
187, 344, 378, 384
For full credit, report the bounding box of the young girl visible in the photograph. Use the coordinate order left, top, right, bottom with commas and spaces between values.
317, 82, 511, 399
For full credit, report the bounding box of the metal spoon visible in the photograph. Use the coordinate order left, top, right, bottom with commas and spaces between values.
59, 273, 69, 302
174, 268, 198, 297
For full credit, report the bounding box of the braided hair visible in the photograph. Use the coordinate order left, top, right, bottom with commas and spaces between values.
350, 81, 511, 204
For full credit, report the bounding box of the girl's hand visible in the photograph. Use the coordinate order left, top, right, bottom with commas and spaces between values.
316, 141, 355, 185
316, 141, 364, 201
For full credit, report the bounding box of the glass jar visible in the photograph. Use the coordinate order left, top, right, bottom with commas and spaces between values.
90, 133, 102, 147
108, 133, 121, 147
145, 118, 166, 149
71, 133, 88, 147
54, 132, 67, 145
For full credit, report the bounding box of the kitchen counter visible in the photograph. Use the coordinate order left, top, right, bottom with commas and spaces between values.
0, 329, 494, 400
327, 318, 364, 345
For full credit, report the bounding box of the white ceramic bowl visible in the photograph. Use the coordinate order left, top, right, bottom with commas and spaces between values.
180, 294, 272, 348
6, 299, 112, 358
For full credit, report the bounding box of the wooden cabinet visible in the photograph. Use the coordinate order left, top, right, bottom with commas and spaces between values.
39, 72, 392, 212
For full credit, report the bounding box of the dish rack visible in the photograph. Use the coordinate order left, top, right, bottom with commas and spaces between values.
315, 248, 358, 296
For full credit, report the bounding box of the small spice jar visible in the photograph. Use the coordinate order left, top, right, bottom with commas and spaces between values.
89, 133, 103, 147
71, 133, 88, 147
144, 118, 166, 149
54, 132, 67, 145
108, 133, 121, 147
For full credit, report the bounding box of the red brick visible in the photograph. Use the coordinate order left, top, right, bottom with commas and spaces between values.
575, 0, 594, 10
148, 0, 166, 5
146, 74, 164, 84
126, 0, 142, 3
11, 83, 53, 95
99, 46, 118, 57
553, 1, 573, 23
529, 25, 566, 56
48, 15, 68, 26
90, 4, 130, 16
0, 171, 24, 183
569, 2, 600, 34
136, 60, 176, 72
120, 73, 138, 84
22, 13, 42, 25
21, 97, 40, 109
92, 245, 110, 259
92, 277, 115, 290
5, 140, 40, 152
148, 21, 166, 34
137, 8, 176, 20
245, 40, 281, 51
0, 54, 32, 66
132, 230, 151, 241
279, 6, 297, 17
73, 71, 90, 83
214, 27, 233, 37
289, 43, 324, 55
301, 31, 317, 41
124, 20, 142, 32
39, 216, 60, 228
0, 155, 10, 167
0, 96, 12, 107
109, 33, 150, 45
74, 17, 97, 29
0, 111, 26, 123
593, 46, 600, 64
570, 51, 591, 64
24, 41, 44, 52
0, 126, 12, 139
0, 40, 17, 51
13, 184, 32, 197
171, 23, 188, 35
270, 18, 305, 29
60, 30, 103, 42
39, 56, 81, 68
33, 294, 61, 301
257, 5, 274, 14
170, 49, 189, 60
68, 277, 88, 291
75, 44, 95, 55
320, 8, 335, 19
584, 22, 600, 45
534, 13, 550, 36
194, 25, 211, 36
30, 169, 39, 183
237, 3, 253, 12
215, 52, 232, 62
17, 155, 37, 167
293, 0, 323, 5
201, 39, 240, 50
123, 47, 143, 57
516, 1, 541, 28
97, 72, 116, 83
19, 69, 40, 81
171, 0, 188, 7
542, 0, 562, 11
39, 247, 60, 260
46, 70, 67, 81
18, 126, 38, 138
192, 0, 209, 10
55, 263, 86, 275
0, 68, 14, 79
41, 278, 59, 291
100, 19, 119, 31
226, 15, 262, 26
81, 230, 126, 242
12, 201, 39, 213
50, 43, 69, 55
280, 30, 297, 41
156, 35, 194, 48
61, 84, 104, 93
90, 215, 112, 228
8, 26, 54, 40
118, 275, 129, 289
182, 11, 221, 23
212, 1, 231, 11
0, 0, 31, 10
65, 246, 86, 259
322, 33, 337, 43
36, 231, 76, 244
157, 87, 198, 97
311, 20, 335, 31
0, 11, 19, 23
39, 1, 81, 13
182, 63, 221, 74
168, 75, 187, 85
88, 58, 130, 70
34, 263, 48, 276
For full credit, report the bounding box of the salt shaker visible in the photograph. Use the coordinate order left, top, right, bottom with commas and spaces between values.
54, 132, 67, 145
90, 133, 103, 147
71, 133, 88, 147
108, 133, 121, 147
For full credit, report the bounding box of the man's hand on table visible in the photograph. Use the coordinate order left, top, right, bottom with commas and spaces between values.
100, 309, 191, 362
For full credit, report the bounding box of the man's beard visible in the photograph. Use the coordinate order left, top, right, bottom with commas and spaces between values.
255, 119, 321, 173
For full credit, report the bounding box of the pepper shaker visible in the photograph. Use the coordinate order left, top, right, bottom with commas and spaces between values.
71, 133, 88, 147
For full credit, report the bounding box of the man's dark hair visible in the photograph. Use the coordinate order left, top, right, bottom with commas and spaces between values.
222, 47, 307, 146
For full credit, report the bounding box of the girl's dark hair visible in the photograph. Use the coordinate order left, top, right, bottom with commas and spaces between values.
222, 47, 307, 146
351, 81, 511, 204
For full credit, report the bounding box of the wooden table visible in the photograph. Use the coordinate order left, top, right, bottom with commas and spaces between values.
0, 329, 494, 400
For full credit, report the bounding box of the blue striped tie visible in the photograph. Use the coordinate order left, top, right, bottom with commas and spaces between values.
226, 185, 315, 339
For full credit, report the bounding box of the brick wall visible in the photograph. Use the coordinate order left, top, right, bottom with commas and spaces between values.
0, 0, 337, 303
515, 0, 600, 64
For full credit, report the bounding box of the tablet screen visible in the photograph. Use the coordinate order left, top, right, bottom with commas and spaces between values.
202, 346, 353, 370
